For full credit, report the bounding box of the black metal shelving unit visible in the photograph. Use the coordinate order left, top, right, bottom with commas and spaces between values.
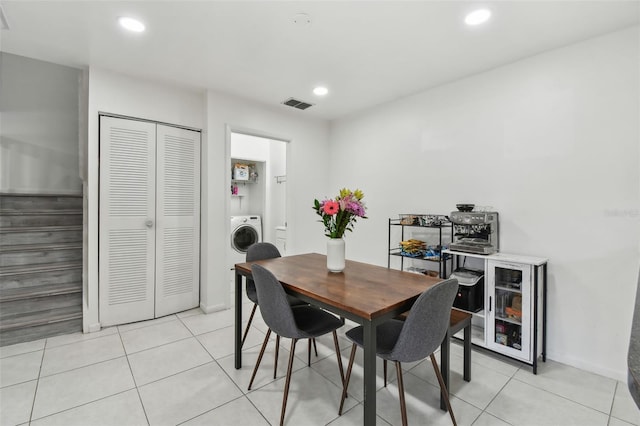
387, 215, 453, 278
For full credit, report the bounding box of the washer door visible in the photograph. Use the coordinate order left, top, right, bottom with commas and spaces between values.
232, 225, 259, 253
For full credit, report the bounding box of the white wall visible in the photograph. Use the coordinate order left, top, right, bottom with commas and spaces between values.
85, 68, 205, 331
0, 53, 82, 194
202, 90, 330, 312
83, 68, 327, 327
329, 27, 640, 380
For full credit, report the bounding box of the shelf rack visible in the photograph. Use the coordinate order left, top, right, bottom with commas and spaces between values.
387, 215, 453, 278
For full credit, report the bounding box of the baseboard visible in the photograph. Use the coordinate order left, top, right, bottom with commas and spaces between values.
85, 322, 101, 333
199, 301, 227, 314
546, 351, 627, 382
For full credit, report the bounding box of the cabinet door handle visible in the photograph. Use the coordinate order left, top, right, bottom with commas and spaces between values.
489, 296, 492, 312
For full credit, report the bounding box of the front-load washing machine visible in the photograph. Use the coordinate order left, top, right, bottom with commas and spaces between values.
230, 215, 262, 259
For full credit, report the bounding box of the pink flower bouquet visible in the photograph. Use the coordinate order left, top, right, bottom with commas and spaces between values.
313, 188, 367, 238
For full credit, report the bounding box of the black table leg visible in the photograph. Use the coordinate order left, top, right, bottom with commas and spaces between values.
440, 333, 450, 411
463, 323, 471, 382
234, 270, 243, 369
362, 321, 377, 425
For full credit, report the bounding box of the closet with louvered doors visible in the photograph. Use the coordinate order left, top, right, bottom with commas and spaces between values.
99, 115, 201, 327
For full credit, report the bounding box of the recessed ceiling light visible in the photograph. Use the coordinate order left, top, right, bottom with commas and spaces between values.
313, 86, 328, 96
465, 9, 491, 26
118, 17, 145, 33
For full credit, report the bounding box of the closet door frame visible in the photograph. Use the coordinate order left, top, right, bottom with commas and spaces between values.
98, 114, 201, 327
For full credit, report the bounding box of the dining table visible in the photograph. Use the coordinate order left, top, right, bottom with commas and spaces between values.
234, 253, 444, 426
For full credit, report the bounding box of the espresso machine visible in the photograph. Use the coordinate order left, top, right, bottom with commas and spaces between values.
449, 210, 499, 255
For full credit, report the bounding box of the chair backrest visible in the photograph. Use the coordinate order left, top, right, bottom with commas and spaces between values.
247, 242, 281, 262
245, 242, 282, 298
251, 264, 299, 338
389, 278, 459, 363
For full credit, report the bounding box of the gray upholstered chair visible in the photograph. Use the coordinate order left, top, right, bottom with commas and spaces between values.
338, 278, 459, 426
241, 242, 307, 348
248, 264, 345, 426
243, 242, 318, 375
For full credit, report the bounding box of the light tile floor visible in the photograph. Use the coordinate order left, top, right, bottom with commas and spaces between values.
2, 296, 639, 426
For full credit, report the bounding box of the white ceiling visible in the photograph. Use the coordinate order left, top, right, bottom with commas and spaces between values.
1, 1, 638, 120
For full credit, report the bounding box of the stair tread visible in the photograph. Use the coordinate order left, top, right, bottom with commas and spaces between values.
0, 282, 82, 302
0, 242, 83, 252
0, 193, 82, 198
0, 209, 82, 215
0, 306, 82, 331
0, 225, 82, 233
0, 261, 83, 276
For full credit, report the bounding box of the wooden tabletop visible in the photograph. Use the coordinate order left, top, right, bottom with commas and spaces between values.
235, 253, 442, 320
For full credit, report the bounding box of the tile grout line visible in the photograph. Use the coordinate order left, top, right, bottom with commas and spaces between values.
117, 327, 151, 426
25, 334, 147, 424
27, 338, 47, 425
474, 366, 519, 426
607, 381, 618, 426
510, 370, 618, 417
174, 313, 274, 425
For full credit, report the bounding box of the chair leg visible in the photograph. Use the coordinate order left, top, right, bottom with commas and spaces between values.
332, 331, 345, 386
338, 343, 357, 415
241, 303, 258, 348
313, 338, 318, 356
280, 338, 298, 426
274, 335, 280, 379
395, 361, 408, 426
308, 339, 312, 366
248, 329, 272, 390
430, 353, 457, 426
384, 360, 388, 387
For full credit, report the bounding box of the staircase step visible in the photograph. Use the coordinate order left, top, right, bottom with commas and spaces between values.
0, 213, 82, 228
0, 262, 82, 291
0, 209, 82, 216
1, 292, 81, 319
0, 225, 82, 246
0, 282, 82, 302
0, 194, 85, 347
0, 243, 82, 267
0, 316, 82, 347
0, 242, 83, 253
0, 194, 82, 211
0, 306, 83, 332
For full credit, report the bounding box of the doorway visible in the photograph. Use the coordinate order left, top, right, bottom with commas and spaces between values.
229, 132, 288, 250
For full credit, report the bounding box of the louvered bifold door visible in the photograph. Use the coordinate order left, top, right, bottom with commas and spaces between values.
155, 124, 201, 317
99, 117, 156, 326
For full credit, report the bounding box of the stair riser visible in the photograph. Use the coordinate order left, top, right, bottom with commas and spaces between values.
0, 229, 83, 246
0, 194, 85, 347
0, 318, 82, 347
0, 267, 82, 291
0, 248, 82, 267
0, 195, 82, 211
0, 214, 83, 228
1, 293, 82, 318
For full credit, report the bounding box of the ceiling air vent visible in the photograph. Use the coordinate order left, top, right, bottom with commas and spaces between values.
282, 97, 314, 110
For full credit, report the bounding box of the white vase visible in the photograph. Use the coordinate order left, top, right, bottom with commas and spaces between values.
326, 237, 346, 273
